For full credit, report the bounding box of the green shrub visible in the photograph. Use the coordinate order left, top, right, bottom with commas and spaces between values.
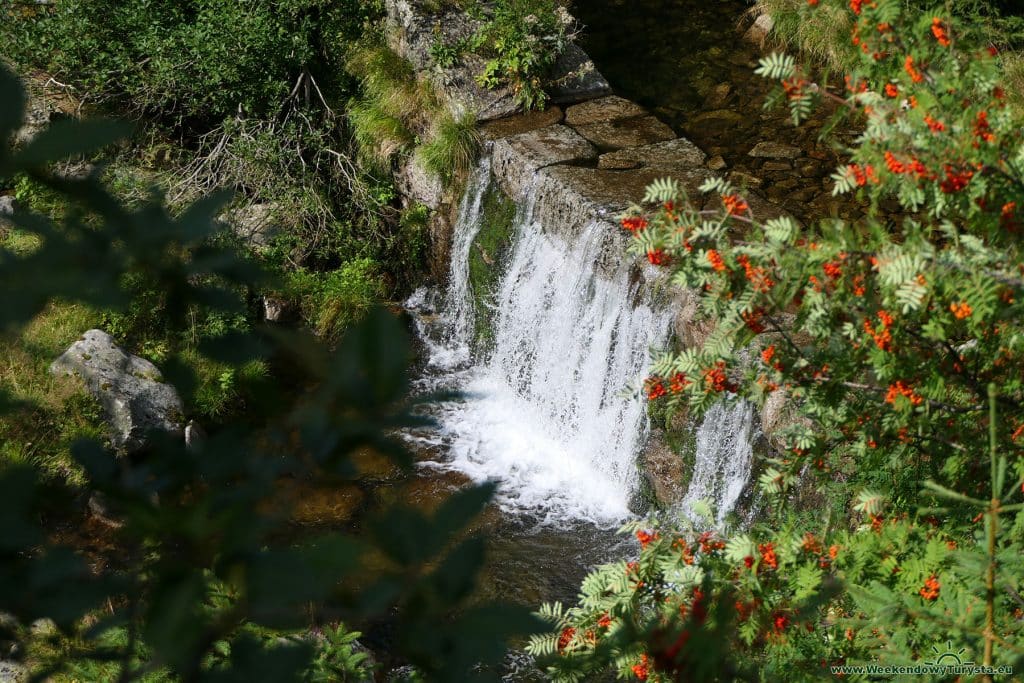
3, 0, 379, 125
287, 258, 386, 341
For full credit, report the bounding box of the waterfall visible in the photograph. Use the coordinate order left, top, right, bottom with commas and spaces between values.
409, 156, 756, 527
680, 400, 757, 526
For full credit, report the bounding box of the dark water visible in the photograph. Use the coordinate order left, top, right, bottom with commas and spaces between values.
573, 0, 874, 224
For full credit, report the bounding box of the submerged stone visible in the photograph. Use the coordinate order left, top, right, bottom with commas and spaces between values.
490, 124, 597, 198
748, 141, 802, 159
598, 136, 707, 170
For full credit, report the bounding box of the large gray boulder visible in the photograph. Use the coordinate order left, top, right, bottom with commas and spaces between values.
50, 330, 184, 453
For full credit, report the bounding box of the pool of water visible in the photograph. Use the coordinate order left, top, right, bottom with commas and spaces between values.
573, 0, 880, 224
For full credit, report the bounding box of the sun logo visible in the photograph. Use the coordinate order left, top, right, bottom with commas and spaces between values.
924, 641, 972, 666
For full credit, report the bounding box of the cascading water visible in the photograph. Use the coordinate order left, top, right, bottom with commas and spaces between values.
411, 157, 672, 525
409, 155, 757, 527
680, 399, 758, 526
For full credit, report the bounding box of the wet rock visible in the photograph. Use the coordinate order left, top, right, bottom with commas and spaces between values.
544, 164, 710, 216
706, 155, 727, 171
688, 108, 743, 129
598, 136, 707, 170
479, 106, 564, 141
564, 95, 647, 126
50, 330, 184, 453
640, 430, 687, 507
748, 141, 802, 160
184, 419, 206, 452
546, 43, 613, 105
798, 160, 827, 177
742, 14, 774, 45
0, 196, 14, 227
598, 155, 641, 170
573, 115, 676, 151
788, 187, 819, 203
220, 203, 279, 251
490, 124, 597, 197
289, 483, 365, 525
762, 161, 792, 172
395, 154, 445, 210
727, 170, 763, 189
262, 295, 289, 323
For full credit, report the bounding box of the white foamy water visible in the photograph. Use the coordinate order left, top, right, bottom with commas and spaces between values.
680, 399, 757, 526
409, 157, 756, 527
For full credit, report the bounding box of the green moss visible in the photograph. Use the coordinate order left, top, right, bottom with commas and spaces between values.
467, 183, 516, 351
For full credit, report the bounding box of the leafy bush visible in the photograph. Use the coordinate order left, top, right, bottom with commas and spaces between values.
3, 0, 379, 124
468, 0, 573, 110
534, 2, 1024, 679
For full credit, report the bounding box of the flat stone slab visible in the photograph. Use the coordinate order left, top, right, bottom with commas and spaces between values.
480, 106, 564, 141
50, 329, 184, 453
543, 164, 711, 214
748, 141, 802, 159
490, 124, 598, 199
573, 115, 676, 151
564, 95, 647, 126
597, 137, 707, 171
494, 124, 597, 171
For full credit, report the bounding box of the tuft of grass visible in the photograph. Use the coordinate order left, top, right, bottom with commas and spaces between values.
750, 0, 856, 71
1004, 52, 1024, 114
347, 43, 481, 184
415, 112, 482, 187
347, 44, 424, 122
348, 98, 415, 168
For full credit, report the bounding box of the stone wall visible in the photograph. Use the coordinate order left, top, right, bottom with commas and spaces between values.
385, 0, 802, 507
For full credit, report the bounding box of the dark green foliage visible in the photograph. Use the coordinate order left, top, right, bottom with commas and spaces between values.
3, 0, 380, 124
0, 66, 540, 681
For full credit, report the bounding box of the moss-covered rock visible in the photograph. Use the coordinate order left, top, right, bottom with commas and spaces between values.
467, 182, 516, 351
